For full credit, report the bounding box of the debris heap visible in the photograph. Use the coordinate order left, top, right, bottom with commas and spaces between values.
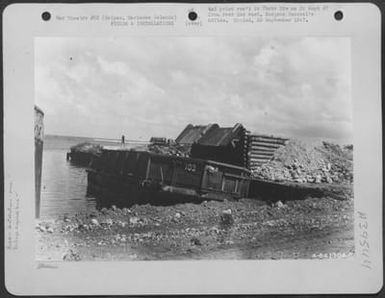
251, 140, 353, 184
70, 142, 103, 155
146, 143, 190, 157
247, 134, 288, 170
68, 142, 103, 166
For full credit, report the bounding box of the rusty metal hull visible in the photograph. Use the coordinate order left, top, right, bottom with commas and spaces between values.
87, 149, 251, 207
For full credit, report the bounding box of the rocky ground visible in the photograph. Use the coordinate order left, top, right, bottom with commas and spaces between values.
252, 140, 353, 184
36, 194, 354, 261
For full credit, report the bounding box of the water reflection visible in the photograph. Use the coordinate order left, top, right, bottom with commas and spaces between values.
40, 149, 96, 219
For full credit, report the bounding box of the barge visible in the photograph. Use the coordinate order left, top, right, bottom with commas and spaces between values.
67, 142, 103, 166
87, 148, 251, 206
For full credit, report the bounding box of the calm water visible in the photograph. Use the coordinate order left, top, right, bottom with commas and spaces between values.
40, 135, 140, 219
40, 149, 94, 219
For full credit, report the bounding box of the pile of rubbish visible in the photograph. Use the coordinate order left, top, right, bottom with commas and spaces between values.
68, 142, 103, 166
251, 140, 353, 184
147, 143, 190, 157
70, 142, 103, 156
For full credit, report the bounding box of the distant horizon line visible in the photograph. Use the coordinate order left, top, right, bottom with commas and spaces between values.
44, 133, 352, 146
44, 133, 151, 143
45, 133, 119, 140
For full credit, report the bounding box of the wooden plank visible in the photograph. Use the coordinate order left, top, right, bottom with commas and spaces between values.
248, 150, 274, 155
248, 152, 276, 157
248, 136, 287, 142
249, 159, 270, 163
249, 140, 286, 147
249, 152, 274, 159
249, 155, 272, 160
249, 158, 269, 162
248, 142, 282, 149
249, 163, 269, 167
248, 146, 277, 152
249, 136, 287, 143
248, 134, 289, 142
248, 155, 273, 160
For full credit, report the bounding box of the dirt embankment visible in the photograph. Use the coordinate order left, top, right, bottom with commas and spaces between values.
36, 196, 354, 261
252, 139, 353, 184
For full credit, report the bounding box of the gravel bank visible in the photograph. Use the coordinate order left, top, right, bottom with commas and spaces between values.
36, 194, 354, 261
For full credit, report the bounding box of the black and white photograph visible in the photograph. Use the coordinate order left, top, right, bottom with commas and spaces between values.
34, 36, 354, 261
3, 2, 382, 295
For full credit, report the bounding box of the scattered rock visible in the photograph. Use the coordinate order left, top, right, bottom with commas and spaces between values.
223, 209, 232, 215
62, 249, 81, 261
191, 237, 202, 246
210, 226, 220, 234
251, 139, 353, 184
315, 175, 322, 183
122, 208, 131, 214
265, 219, 288, 227
220, 209, 234, 226
117, 220, 126, 227
37, 184, 353, 261
89, 212, 98, 218
100, 218, 113, 226
307, 176, 315, 183
129, 217, 139, 225
275, 201, 284, 209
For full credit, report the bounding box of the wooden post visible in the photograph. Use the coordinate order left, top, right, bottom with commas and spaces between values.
34, 106, 44, 219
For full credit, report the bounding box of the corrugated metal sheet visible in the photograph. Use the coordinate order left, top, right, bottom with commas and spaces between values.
197, 123, 244, 147
197, 127, 233, 146
190, 123, 248, 167
175, 123, 219, 144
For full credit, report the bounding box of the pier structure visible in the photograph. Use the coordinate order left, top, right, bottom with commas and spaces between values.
34, 106, 44, 218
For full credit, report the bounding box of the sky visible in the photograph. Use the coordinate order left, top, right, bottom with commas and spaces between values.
35, 37, 352, 143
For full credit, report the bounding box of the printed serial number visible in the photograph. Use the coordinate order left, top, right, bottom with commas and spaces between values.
312, 252, 353, 259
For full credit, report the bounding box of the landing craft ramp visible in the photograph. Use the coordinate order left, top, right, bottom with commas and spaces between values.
87, 149, 251, 207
